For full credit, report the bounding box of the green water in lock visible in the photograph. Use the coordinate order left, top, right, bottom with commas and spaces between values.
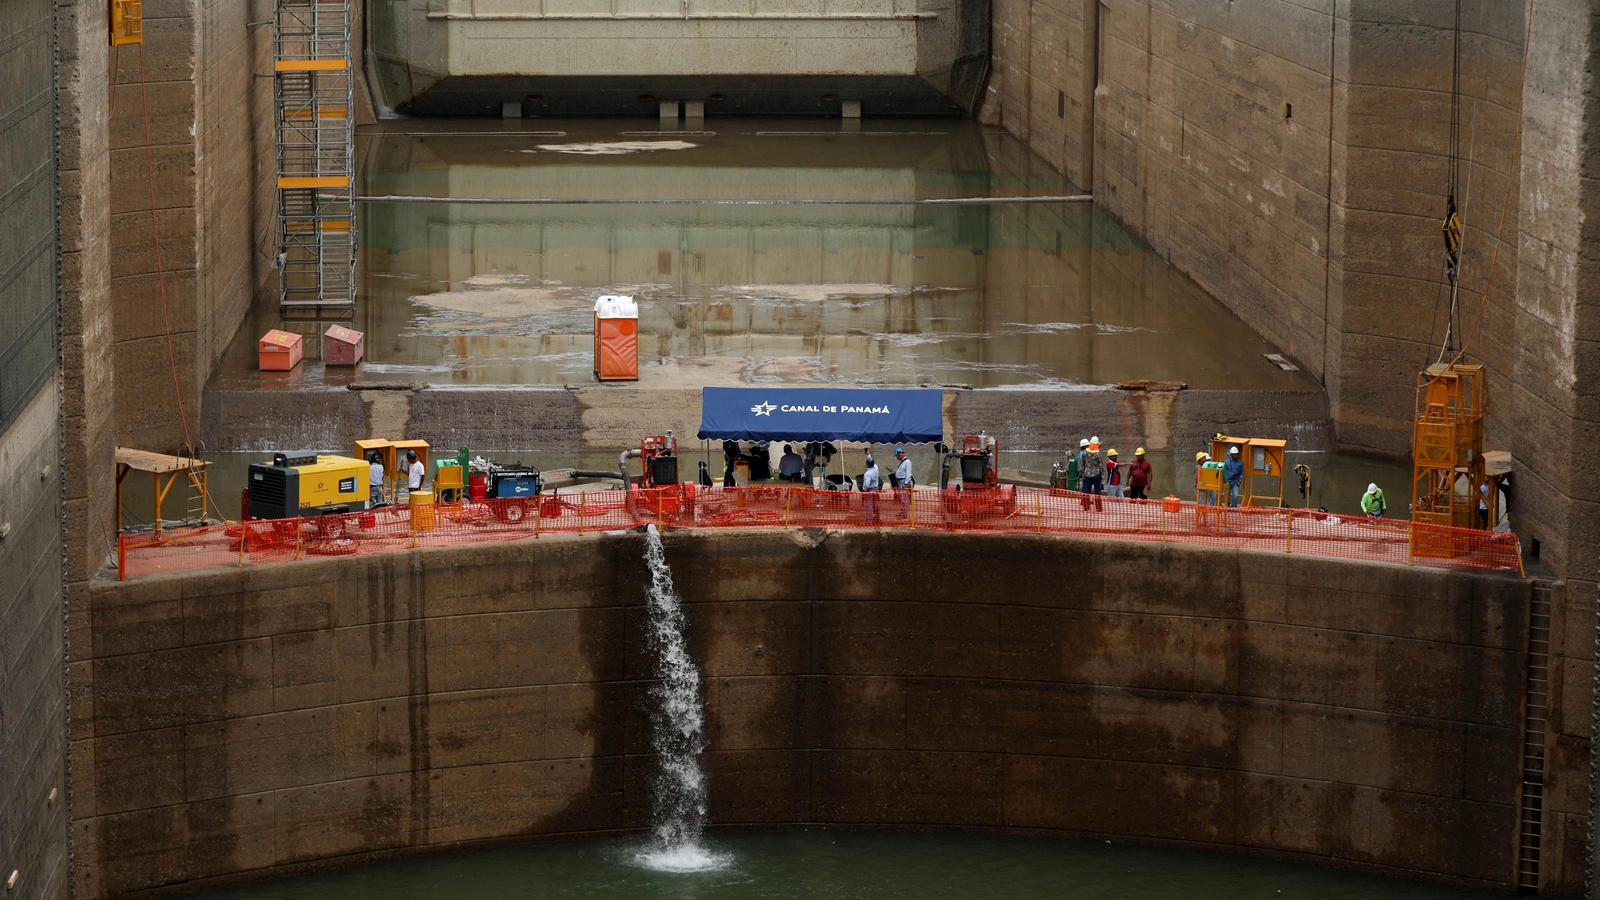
212, 118, 1318, 392
190, 831, 1493, 900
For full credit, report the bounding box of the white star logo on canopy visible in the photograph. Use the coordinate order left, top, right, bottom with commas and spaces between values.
751, 401, 777, 416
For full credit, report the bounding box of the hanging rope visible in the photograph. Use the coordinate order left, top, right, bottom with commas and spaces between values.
1450, 0, 1536, 368
1437, 0, 1465, 361
134, 41, 195, 451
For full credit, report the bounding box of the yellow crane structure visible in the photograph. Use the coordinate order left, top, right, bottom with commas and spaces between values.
1411, 363, 1487, 542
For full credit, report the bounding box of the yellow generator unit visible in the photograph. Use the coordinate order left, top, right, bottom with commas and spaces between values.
247, 451, 369, 520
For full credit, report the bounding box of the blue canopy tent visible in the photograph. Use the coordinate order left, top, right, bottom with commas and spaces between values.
697, 387, 943, 445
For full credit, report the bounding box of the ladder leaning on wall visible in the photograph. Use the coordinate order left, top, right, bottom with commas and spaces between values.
273, 0, 356, 333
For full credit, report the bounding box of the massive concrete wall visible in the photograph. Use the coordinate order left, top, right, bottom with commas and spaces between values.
1511, 0, 1600, 618
1511, 2, 1600, 892
368, 0, 986, 115
986, 11, 1600, 838
106, 0, 278, 451
0, 1, 67, 896
0, 383, 68, 900
72, 532, 1539, 896
988, 0, 1524, 458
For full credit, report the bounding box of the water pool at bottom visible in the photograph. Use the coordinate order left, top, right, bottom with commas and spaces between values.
189, 830, 1495, 900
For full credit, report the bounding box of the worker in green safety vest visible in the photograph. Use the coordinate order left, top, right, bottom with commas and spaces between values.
1361, 483, 1387, 518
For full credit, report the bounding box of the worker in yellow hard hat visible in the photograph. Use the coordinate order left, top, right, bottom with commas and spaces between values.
1195, 451, 1217, 506
1105, 449, 1124, 498
1127, 447, 1152, 500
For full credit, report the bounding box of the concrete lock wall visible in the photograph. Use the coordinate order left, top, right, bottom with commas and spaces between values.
0, 0, 69, 893
71, 531, 1545, 896
367, 0, 987, 114
104, 0, 289, 452
983, 0, 1600, 597
0, 381, 68, 900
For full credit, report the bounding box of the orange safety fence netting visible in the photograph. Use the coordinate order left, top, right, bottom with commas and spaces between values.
118, 486, 1523, 581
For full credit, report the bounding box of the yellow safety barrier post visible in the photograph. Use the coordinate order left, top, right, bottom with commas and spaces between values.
534, 495, 542, 538
1035, 491, 1043, 533
784, 488, 792, 527
238, 523, 247, 568
1161, 506, 1168, 542
579, 493, 586, 535
295, 517, 303, 560
1285, 512, 1293, 554
910, 490, 917, 530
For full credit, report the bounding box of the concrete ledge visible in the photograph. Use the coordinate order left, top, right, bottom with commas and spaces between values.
71, 530, 1528, 896
201, 384, 1329, 454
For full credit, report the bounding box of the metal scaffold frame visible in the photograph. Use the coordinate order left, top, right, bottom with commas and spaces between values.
274, 0, 356, 326
1411, 362, 1487, 552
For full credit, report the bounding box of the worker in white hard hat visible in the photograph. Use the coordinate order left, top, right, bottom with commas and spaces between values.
1361, 483, 1387, 518
1224, 445, 1245, 507
1080, 439, 1106, 511
1074, 438, 1090, 491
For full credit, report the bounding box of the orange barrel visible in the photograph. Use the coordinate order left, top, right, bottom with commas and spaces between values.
410, 489, 436, 531
593, 295, 639, 381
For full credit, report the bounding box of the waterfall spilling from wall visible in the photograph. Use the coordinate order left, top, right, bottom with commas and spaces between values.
636, 525, 722, 871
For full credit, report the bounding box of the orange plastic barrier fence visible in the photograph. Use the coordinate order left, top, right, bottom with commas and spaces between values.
119, 486, 1523, 581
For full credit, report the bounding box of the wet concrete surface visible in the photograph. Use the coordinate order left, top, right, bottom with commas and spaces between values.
211, 118, 1318, 393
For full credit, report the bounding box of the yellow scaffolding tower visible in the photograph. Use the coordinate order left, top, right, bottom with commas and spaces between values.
274, 0, 356, 335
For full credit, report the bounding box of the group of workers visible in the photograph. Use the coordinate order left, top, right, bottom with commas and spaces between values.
1194, 445, 1392, 517
367, 449, 427, 505
714, 440, 913, 491
1192, 446, 1247, 507
1062, 438, 1154, 508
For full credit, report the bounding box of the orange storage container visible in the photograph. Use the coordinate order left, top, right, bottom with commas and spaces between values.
258, 329, 303, 371
593, 295, 639, 381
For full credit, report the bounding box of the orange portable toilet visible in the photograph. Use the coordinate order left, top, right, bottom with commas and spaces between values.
593, 295, 639, 381
323, 325, 364, 366
258, 329, 303, 371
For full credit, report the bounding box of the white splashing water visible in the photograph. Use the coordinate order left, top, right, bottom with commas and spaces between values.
633, 526, 727, 873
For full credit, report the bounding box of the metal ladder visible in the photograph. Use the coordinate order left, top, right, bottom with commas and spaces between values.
274, 0, 356, 329
179, 442, 211, 525
1517, 582, 1553, 892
